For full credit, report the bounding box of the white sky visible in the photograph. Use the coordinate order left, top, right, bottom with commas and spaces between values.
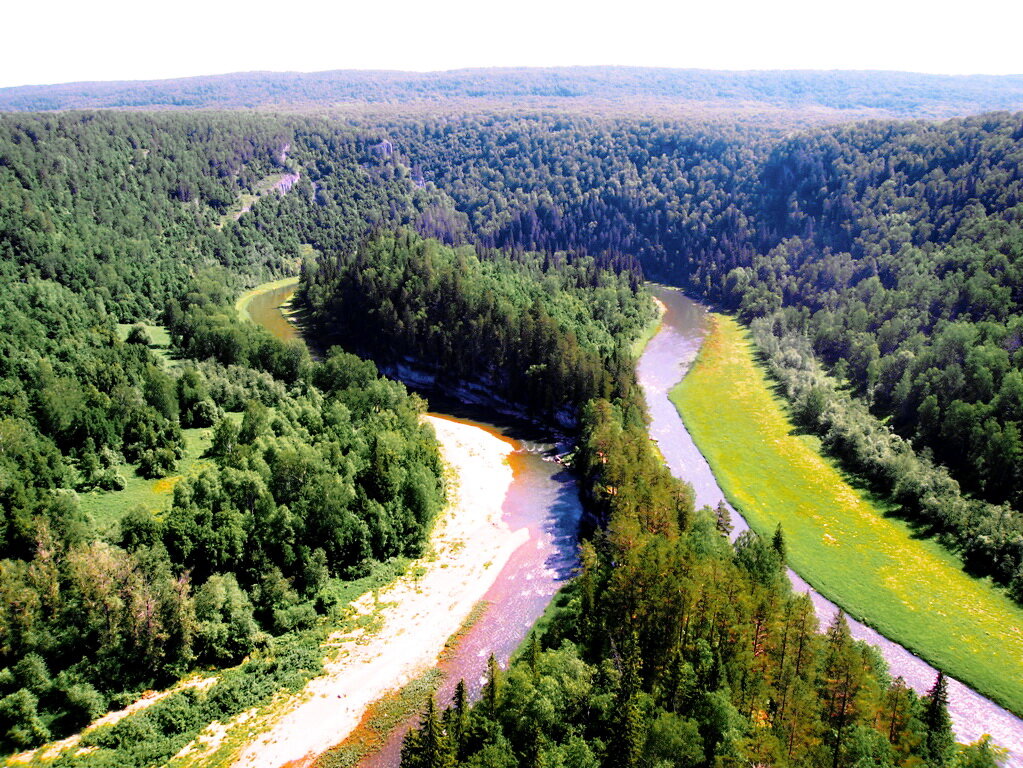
3, 0, 1022, 89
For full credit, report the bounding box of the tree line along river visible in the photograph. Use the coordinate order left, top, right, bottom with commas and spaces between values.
244, 279, 585, 766
245, 279, 1023, 767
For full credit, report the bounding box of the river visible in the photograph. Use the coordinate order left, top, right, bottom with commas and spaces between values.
640, 285, 1023, 765
244, 280, 584, 767
248, 277, 1023, 764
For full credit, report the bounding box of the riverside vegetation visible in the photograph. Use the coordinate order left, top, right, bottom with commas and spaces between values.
0, 102, 1022, 767
673, 314, 1023, 717
338, 244, 1003, 768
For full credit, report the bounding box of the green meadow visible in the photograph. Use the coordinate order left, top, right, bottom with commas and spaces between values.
671, 314, 1023, 716
78, 427, 215, 534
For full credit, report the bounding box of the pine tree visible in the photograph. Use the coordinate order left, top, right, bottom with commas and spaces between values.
923, 672, 954, 767
819, 611, 865, 768
772, 523, 787, 561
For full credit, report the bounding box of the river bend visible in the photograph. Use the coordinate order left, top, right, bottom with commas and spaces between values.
245, 280, 584, 767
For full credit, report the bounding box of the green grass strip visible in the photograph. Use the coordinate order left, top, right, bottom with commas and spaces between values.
314, 669, 443, 768
629, 291, 666, 359
671, 313, 1023, 716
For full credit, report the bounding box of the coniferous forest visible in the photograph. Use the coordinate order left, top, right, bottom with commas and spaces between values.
0, 86, 1022, 768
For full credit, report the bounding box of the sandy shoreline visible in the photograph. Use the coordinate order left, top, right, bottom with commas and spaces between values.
229, 414, 525, 768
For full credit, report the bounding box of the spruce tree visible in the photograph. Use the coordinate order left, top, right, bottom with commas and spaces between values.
446, 679, 468, 758
401, 697, 453, 768
482, 654, 501, 717
772, 523, 787, 561
923, 672, 954, 768
614, 632, 645, 768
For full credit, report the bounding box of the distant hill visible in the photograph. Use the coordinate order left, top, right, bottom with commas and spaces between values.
2, 67, 1023, 117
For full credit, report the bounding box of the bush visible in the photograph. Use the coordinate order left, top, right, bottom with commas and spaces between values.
126, 324, 151, 346
194, 573, 260, 665
12, 654, 50, 697
119, 506, 162, 552
98, 468, 127, 491
60, 682, 105, 730
138, 447, 176, 479
0, 689, 50, 750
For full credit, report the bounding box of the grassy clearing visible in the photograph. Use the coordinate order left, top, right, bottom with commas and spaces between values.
671, 313, 1023, 716
215, 173, 291, 229
82, 323, 208, 533
115, 322, 171, 347
79, 427, 214, 535
115, 322, 176, 368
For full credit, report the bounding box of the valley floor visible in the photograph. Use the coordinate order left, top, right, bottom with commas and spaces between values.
672, 314, 1023, 717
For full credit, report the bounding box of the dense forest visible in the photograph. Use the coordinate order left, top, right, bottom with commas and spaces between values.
342, 110, 1023, 593
289, 211, 1001, 764
0, 113, 446, 754
299, 231, 654, 425
356, 249, 1000, 767
2, 100, 1023, 764
3, 68, 1023, 118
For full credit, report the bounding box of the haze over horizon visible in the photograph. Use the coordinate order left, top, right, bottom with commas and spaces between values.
5, 0, 1022, 90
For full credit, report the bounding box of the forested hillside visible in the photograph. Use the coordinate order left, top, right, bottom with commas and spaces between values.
300, 231, 654, 425
0, 113, 446, 755
348, 110, 1023, 594
3, 102, 1023, 764
289, 219, 993, 765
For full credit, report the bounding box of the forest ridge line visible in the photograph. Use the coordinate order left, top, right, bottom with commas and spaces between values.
2, 66, 1023, 117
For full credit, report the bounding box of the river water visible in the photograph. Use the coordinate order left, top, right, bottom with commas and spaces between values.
244, 281, 584, 767
243, 280, 302, 344
639, 285, 1023, 765
249, 278, 1023, 763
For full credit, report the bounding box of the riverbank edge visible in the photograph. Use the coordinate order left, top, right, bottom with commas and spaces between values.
629, 290, 668, 359
224, 415, 524, 768
312, 600, 492, 768
220, 279, 535, 766
670, 311, 1023, 719
234, 275, 300, 323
